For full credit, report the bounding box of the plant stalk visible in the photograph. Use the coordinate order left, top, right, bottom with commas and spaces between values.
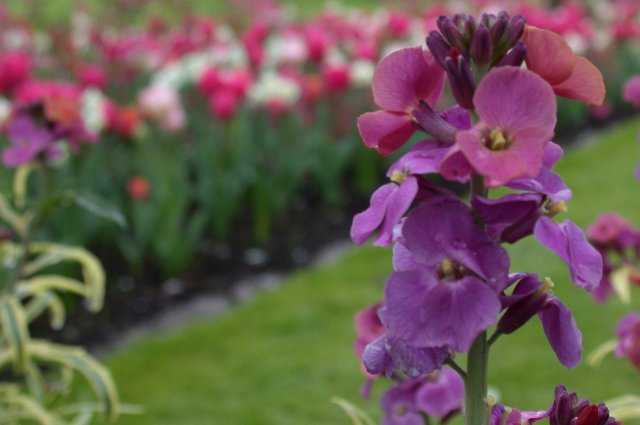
466, 173, 489, 425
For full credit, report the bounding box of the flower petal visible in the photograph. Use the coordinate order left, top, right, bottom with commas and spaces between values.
522, 26, 577, 85
372, 47, 445, 111
534, 217, 603, 290
415, 367, 464, 418
384, 271, 501, 352
357, 110, 416, 155
553, 56, 606, 106
350, 183, 395, 245
473, 66, 557, 141
539, 297, 582, 368
375, 177, 419, 246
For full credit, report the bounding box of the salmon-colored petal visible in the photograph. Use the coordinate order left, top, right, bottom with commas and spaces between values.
553, 56, 606, 106
372, 47, 445, 112
357, 110, 416, 155
522, 26, 576, 86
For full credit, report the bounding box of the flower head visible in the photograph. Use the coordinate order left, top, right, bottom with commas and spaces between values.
357, 47, 445, 155
456, 67, 557, 186
615, 313, 640, 369
384, 196, 508, 352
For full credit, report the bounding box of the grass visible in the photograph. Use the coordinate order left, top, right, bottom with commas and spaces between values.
84, 118, 640, 425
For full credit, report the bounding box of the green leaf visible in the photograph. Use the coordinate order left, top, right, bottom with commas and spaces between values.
28, 340, 121, 422
0, 296, 30, 371
70, 192, 126, 228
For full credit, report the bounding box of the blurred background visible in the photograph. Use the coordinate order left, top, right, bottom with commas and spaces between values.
0, 0, 639, 424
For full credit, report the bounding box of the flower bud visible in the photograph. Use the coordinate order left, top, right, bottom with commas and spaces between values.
471, 25, 492, 65
491, 12, 510, 44
426, 31, 451, 69
498, 288, 549, 334
497, 42, 527, 67
437, 16, 465, 52
504, 15, 526, 48
481, 13, 496, 29
412, 101, 457, 143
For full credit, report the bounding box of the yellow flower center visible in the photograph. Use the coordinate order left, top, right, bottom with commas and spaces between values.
438, 258, 466, 281
485, 128, 512, 151
390, 170, 408, 184
545, 200, 568, 217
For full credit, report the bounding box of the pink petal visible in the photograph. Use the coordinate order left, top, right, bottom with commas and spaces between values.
375, 177, 419, 246
456, 127, 537, 187
372, 47, 445, 112
473, 67, 557, 139
553, 56, 606, 106
357, 111, 416, 155
522, 26, 577, 86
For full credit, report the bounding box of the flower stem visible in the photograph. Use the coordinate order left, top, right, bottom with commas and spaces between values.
466, 173, 489, 425
465, 331, 489, 425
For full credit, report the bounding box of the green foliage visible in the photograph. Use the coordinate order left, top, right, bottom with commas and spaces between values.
0, 167, 121, 425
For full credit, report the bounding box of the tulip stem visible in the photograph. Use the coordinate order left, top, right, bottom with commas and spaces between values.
465, 331, 489, 425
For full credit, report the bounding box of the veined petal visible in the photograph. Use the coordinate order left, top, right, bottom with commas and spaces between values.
539, 297, 582, 368
350, 183, 395, 245
534, 217, 603, 290
552, 56, 605, 106
522, 26, 577, 85
372, 47, 445, 112
357, 110, 415, 155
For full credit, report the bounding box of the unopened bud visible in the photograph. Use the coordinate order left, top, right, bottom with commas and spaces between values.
412, 101, 457, 143
497, 42, 527, 67
438, 16, 465, 52
471, 25, 492, 65
505, 15, 526, 47
426, 31, 451, 69
491, 12, 510, 44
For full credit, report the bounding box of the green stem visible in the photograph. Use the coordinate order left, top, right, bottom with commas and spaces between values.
465, 332, 489, 425
466, 173, 489, 425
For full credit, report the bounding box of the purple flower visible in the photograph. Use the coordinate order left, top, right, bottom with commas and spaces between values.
354, 302, 384, 379
2, 114, 56, 167
615, 313, 640, 370
548, 385, 619, 425
498, 274, 582, 368
383, 196, 508, 352
534, 217, 602, 291
381, 379, 425, 425
357, 47, 445, 155
414, 367, 464, 418
362, 334, 449, 378
380, 368, 463, 425
455, 66, 557, 187
490, 404, 548, 425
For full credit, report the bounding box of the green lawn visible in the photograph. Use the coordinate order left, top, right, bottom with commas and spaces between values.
84, 118, 640, 425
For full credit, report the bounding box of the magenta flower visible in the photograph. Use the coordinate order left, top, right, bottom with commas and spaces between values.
380, 379, 427, 425
490, 404, 548, 425
615, 313, 640, 370
623, 75, 640, 108
456, 66, 557, 186
357, 47, 445, 155
2, 114, 57, 167
499, 274, 582, 368
383, 196, 508, 352
354, 302, 384, 378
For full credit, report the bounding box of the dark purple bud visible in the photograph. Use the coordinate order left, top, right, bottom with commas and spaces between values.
464, 15, 477, 40
437, 16, 465, 51
471, 25, 492, 65
412, 101, 457, 143
498, 287, 549, 334
505, 15, 526, 47
458, 56, 476, 107
491, 11, 509, 43
426, 31, 451, 69
497, 41, 527, 67
481, 13, 496, 29
444, 57, 469, 110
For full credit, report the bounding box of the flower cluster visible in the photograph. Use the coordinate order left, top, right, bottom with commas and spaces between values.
587, 213, 640, 302
350, 9, 609, 425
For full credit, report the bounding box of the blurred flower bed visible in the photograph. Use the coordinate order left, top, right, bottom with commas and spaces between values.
0, 0, 639, 344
